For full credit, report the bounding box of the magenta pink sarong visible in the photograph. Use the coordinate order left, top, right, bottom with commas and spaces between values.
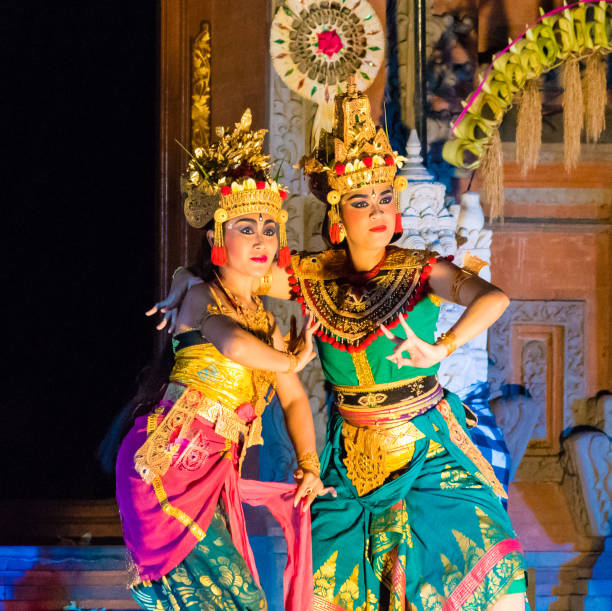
116, 408, 313, 611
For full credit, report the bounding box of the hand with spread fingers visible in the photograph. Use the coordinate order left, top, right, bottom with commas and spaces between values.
145, 267, 199, 333
380, 316, 448, 369
293, 468, 336, 512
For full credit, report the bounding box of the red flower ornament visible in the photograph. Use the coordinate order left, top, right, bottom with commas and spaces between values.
317, 29, 343, 58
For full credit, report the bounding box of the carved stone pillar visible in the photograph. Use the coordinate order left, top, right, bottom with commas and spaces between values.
397, 131, 492, 400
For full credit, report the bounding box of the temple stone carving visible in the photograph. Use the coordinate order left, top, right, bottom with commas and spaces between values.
562, 430, 612, 538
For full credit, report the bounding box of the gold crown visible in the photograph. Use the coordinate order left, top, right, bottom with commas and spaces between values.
181, 108, 288, 228
301, 79, 407, 243
180, 109, 290, 266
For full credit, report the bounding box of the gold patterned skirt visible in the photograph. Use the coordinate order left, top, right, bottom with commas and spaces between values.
310, 386, 527, 611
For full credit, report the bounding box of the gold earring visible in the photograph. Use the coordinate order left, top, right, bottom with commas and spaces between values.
338, 222, 346, 242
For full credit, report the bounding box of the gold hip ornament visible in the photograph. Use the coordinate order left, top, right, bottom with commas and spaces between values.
342, 423, 390, 496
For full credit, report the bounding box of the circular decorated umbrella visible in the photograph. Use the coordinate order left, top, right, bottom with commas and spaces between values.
270, 0, 385, 140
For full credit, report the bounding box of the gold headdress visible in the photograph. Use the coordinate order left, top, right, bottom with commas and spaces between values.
181, 108, 291, 267
301, 78, 408, 243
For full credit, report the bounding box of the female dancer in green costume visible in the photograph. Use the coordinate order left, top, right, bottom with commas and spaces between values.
153, 83, 528, 610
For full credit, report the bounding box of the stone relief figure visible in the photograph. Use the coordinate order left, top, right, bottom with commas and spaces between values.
562, 429, 612, 538
489, 385, 540, 481
521, 340, 548, 439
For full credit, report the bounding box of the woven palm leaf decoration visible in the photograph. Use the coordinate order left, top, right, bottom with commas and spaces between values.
442, 1, 611, 220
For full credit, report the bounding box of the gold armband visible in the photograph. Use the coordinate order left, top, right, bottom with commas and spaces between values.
450, 269, 472, 303
296, 450, 321, 477
436, 331, 458, 356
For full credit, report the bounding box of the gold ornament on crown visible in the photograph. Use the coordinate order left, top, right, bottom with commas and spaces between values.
180, 108, 291, 266
300, 78, 408, 244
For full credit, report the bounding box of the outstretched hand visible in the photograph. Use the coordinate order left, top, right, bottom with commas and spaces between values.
293, 468, 337, 512
380, 315, 447, 369
145, 267, 197, 333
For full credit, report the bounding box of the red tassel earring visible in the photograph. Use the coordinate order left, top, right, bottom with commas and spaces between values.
327, 190, 342, 244
211, 208, 228, 266
393, 175, 407, 234
277, 209, 291, 267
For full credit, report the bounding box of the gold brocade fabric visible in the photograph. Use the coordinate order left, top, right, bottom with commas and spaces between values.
135, 340, 276, 483
169, 343, 256, 411
336, 379, 445, 496
291, 246, 436, 344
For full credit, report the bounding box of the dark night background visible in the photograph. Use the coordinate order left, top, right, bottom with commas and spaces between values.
3, 3, 158, 499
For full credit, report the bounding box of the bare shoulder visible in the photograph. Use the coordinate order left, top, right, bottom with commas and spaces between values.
430, 257, 459, 277
183, 281, 214, 308
176, 281, 215, 329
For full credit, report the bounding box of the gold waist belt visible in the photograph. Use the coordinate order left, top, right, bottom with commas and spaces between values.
334, 376, 443, 426
134, 383, 262, 484
333, 377, 444, 496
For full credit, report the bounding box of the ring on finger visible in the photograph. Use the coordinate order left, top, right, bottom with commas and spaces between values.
305, 487, 313, 495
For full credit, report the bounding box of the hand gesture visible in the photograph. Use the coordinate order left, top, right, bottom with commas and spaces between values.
291, 312, 320, 373
380, 316, 446, 369
145, 267, 197, 333
293, 468, 337, 512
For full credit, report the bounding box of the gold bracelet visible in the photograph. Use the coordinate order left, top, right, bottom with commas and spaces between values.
436, 331, 458, 356
285, 352, 298, 374
295, 450, 321, 477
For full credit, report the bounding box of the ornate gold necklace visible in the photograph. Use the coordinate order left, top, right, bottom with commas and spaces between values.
213, 273, 276, 420
213, 272, 269, 335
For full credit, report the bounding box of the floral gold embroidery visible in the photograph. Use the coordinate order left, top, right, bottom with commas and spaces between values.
419, 582, 445, 610
312, 552, 379, 611
294, 247, 436, 344
351, 351, 375, 386
436, 400, 507, 498
342, 423, 390, 496
357, 393, 387, 408
440, 463, 482, 490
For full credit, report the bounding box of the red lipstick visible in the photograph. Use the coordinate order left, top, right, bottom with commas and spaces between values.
250, 255, 268, 263
369, 225, 387, 232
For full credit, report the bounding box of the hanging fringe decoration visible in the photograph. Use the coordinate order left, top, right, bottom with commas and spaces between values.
480, 128, 504, 222
562, 59, 584, 172
583, 52, 607, 144
516, 79, 542, 176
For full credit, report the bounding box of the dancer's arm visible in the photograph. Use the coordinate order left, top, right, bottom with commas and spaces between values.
271, 323, 332, 509
382, 259, 509, 369
146, 267, 200, 332
428, 258, 509, 346
147, 264, 294, 331
179, 284, 318, 373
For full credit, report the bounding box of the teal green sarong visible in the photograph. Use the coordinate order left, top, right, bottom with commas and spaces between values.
131, 507, 266, 611
311, 392, 528, 611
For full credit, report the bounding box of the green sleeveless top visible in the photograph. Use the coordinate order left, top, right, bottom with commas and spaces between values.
289, 246, 443, 387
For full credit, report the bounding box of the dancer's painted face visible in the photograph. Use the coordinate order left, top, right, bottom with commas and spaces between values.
215, 213, 278, 277
340, 183, 395, 250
